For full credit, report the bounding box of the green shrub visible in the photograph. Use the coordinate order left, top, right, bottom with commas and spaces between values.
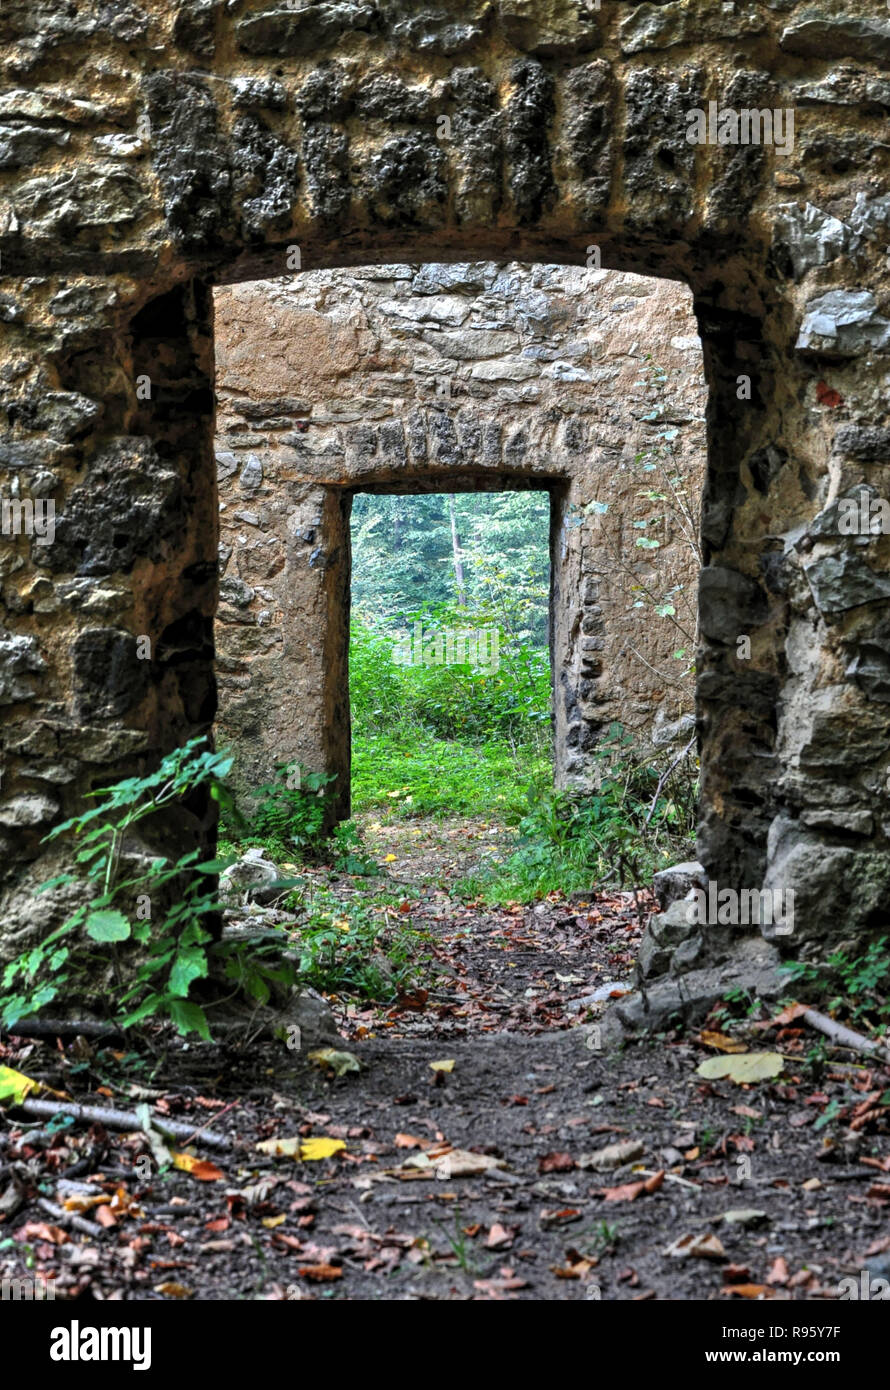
0, 739, 298, 1039
248, 765, 337, 858
349, 611, 551, 820
290, 886, 433, 1001
781, 937, 890, 1031
457, 724, 698, 902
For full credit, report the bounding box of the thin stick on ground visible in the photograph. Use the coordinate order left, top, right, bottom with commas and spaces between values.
800, 1008, 890, 1067
15, 1098, 234, 1151
5, 1020, 125, 1040
644, 736, 696, 827
37, 1196, 103, 1239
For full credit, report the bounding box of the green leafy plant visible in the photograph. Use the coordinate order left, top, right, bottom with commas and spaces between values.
0, 738, 295, 1039
288, 885, 434, 1002
782, 936, 890, 1031
329, 820, 380, 876
248, 765, 337, 858
456, 723, 697, 903
349, 612, 551, 822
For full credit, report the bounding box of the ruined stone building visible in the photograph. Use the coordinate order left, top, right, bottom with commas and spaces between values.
2, 0, 890, 1010
213, 264, 706, 809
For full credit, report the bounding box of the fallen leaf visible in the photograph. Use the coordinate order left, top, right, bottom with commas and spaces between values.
697, 1053, 784, 1084
551, 1258, 596, 1279
664, 1232, 726, 1261
0, 1065, 43, 1106
431, 1149, 505, 1179
307, 1048, 361, 1077
153, 1282, 193, 1299
473, 1268, 528, 1295
394, 1133, 428, 1150
578, 1139, 644, 1171
62, 1193, 112, 1213
722, 1209, 769, 1228
486, 1223, 514, 1250
17, 1222, 68, 1245
767, 1256, 790, 1286
298, 1264, 342, 1282
861, 1157, 890, 1174
601, 1170, 664, 1202
699, 1031, 748, 1054
539, 1208, 582, 1229
300, 1137, 348, 1162
816, 381, 843, 409
769, 1002, 809, 1027
395, 987, 428, 1013
538, 1152, 575, 1174
173, 1152, 224, 1181
256, 1136, 346, 1161
722, 1284, 774, 1299
262, 1214, 287, 1229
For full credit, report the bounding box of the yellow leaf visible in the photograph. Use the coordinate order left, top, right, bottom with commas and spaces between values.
256, 1137, 302, 1158
384, 854, 397, 862
0, 1065, 42, 1105
300, 1136, 346, 1162
172, 1152, 224, 1181
262, 1214, 287, 1229
307, 1048, 361, 1076
63, 1193, 112, 1213
699, 1030, 748, 1054
255, 1135, 346, 1161
696, 1053, 784, 1084
429, 1059, 455, 1073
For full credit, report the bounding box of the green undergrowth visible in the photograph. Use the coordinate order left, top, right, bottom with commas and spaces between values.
281, 882, 437, 1003
454, 726, 698, 904
781, 937, 890, 1036
351, 730, 550, 822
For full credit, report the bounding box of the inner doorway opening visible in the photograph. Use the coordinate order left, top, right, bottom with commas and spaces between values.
348, 486, 555, 828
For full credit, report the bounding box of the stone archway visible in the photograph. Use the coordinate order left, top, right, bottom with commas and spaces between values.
2, 1, 890, 1007
211, 262, 707, 816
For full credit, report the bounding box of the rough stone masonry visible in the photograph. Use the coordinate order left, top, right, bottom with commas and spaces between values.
213, 262, 706, 812
1, 0, 889, 1020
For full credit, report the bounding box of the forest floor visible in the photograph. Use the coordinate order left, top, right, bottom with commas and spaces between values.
2, 815, 889, 1302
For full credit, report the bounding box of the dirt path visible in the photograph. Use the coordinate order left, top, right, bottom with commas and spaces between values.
2, 817, 889, 1302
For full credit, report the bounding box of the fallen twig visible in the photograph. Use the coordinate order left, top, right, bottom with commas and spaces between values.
637, 1167, 700, 1191
15, 1098, 233, 1151
800, 1008, 890, 1067
4, 1019, 125, 1041
644, 737, 696, 827
177, 1099, 240, 1150
37, 1195, 103, 1239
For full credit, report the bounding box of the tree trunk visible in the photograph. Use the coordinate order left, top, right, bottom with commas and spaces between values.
448, 495, 467, 606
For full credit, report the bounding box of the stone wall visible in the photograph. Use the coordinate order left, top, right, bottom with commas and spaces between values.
213, 263, 706, 804
2, 0, 890, 983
